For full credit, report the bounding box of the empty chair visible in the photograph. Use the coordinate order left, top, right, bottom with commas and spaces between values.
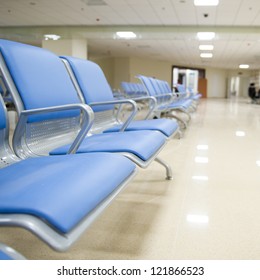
137, 75, 191, 128
0, 94, 137, 252
61, 56, 179, 139
121, 81, 146, 98
0, 39, 172, 180
187, 86, 202, 103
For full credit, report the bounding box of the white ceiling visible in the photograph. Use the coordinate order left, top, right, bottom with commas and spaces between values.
1, 0, 260, 69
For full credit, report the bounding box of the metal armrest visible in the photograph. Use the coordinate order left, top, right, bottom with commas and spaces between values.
13, 103, 94, 157
89, 99, 138, 132
131, 96, 157, 119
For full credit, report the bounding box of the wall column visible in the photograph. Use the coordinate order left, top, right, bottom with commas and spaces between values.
42, 39, 88, 59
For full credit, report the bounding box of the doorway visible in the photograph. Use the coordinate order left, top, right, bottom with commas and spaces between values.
172, 66, 207, 97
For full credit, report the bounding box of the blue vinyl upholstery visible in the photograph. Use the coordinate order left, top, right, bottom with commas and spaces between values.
138, 75, 193, 111
61, 56, 114, 112
50, 130, 165, 161
0, 92, 137, 251
0, 39, 80, 122
0, 153, 135, 233
61, 56, 179, 138
104, 118, 179, 138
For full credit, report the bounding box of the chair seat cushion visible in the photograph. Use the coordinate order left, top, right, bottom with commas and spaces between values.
159, 99, 192, 110
103, 119, 179, 138
50, 130, 166, 161
193, 94, 202, 100
0, 153, 136, 233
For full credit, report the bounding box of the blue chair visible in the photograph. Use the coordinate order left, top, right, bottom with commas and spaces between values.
121, 81, 147, 98
0, 39, 172, 180
137, 75, 191, 128
0, 94, 137, 252
60, 56, 179, 139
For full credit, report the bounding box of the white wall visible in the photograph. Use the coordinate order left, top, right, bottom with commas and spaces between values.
90, 56, 245, 99
129, 57, 172, 86
91, 57, 114, 87
205, 68, 228, 98
42, 39, 87, 59
226, 69, 253, 98
113, 57, 130, 90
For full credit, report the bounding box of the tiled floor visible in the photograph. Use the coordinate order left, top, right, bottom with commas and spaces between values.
2, 97, 260, 259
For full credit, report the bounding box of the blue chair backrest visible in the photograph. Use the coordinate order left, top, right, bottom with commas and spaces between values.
121, 82, 131, 94
138, 75, 157, 96
150, 78, 164, 95
61, 56, 114, 112
0, 40, 88, 157
176, 84, 186, 93
0, 39, 80, 122
164, 81, 172, 92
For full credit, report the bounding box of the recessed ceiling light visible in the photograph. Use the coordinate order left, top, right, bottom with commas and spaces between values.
197, 32, 215, 40
199, 44, 214, 50
195, 156, 209, 163
200, 53, 213, 58
44, 34, 61, 40
187, 214, 209, 224
192, 175, 209, 181
239, 64, 249, 69
194, 0, 219, 6
236, 131, 245, 137
116, 31, 137, 39
197, 144, 208, 150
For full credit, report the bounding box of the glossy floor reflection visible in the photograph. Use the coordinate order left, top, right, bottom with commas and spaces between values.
2, 97, 260, 259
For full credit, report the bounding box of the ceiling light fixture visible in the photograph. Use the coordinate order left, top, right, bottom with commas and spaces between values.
187, 214, 209, 224
239, 64, 249, 69
197, 144, 209, 150
116, 31, 137, 39
44, 34, 61, 40
200, 53, 213, 58
195, 156, 209, 163
236, 131, 245, 137
192, 175, 209, 181
197, 32, 215, 40
194, 0, 219, 6
199, 44, 214, 50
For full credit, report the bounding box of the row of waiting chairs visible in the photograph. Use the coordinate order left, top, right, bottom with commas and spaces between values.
121, 81, 147, 98
120, 77, 201, 129
0, 39, 181, 259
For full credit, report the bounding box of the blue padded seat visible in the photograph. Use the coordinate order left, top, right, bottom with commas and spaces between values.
0, 153, 136, 233
104, 118, 179, 138
60, 56, 179, 138
160, 99, 193, 111
50, 130, 165, 162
